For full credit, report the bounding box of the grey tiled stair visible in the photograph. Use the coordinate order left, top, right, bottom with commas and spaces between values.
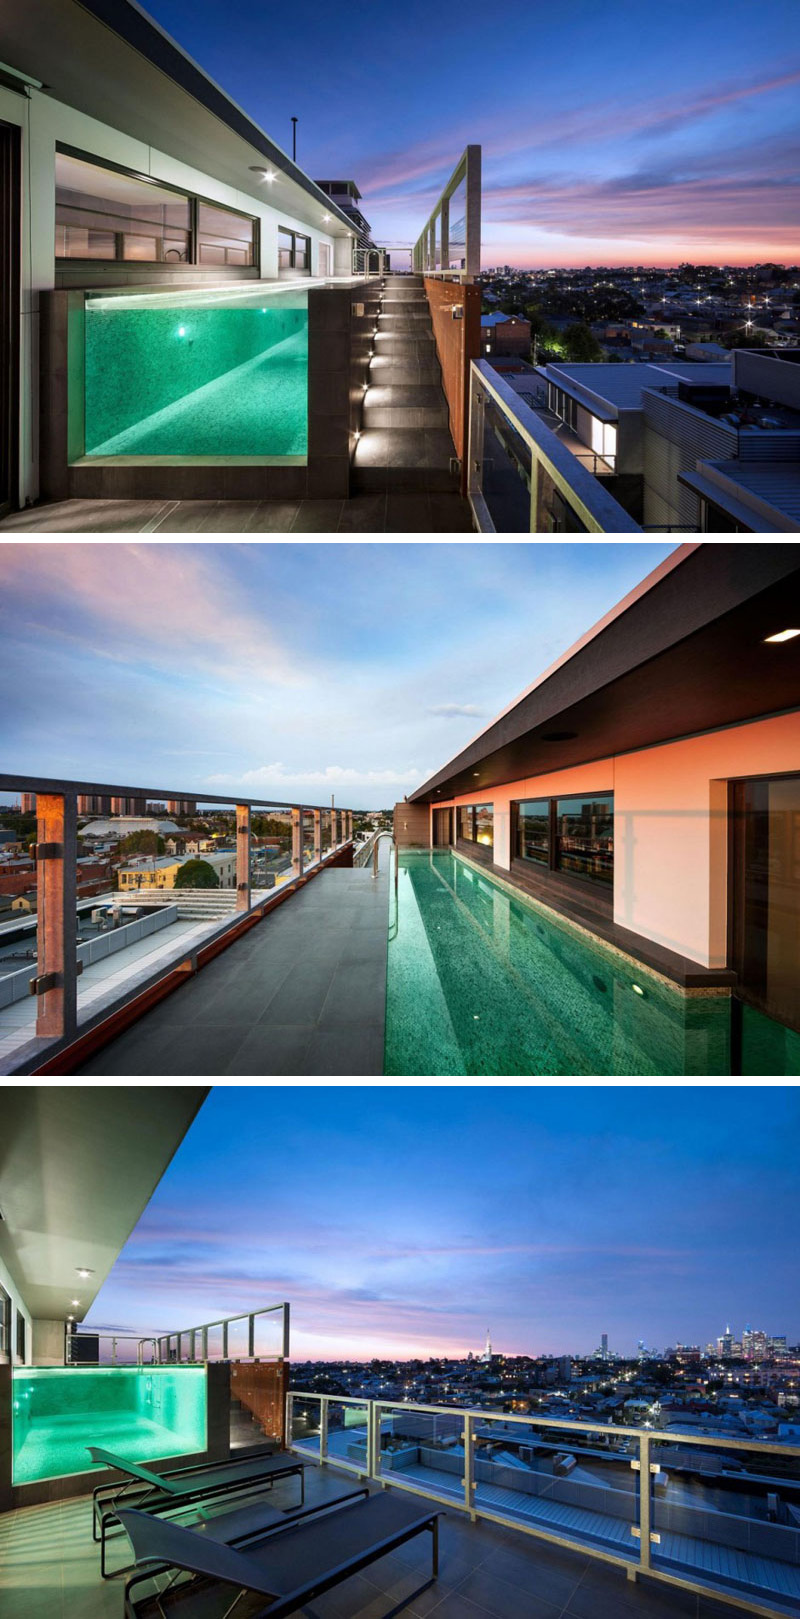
353, 273, 461, 494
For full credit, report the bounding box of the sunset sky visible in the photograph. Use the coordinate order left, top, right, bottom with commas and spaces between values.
0, 540, 675, 810
144, 0, 800, 268
85, 1085, 800, 1359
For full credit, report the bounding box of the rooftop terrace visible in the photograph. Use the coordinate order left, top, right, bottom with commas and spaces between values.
0, 1455, 748, 1619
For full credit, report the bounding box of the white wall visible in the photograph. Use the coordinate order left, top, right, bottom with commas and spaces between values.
0, 1252, 33, 1367
5, 83, 340, 504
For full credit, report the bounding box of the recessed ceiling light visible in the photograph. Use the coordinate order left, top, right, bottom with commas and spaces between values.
764, 628, 800, 643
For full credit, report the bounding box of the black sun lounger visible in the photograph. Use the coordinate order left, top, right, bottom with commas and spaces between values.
119, 1491, 443, 1619
89, 1446, 305, 1578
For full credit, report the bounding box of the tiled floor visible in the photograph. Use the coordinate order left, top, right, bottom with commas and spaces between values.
0, 491, 473, 534
76, 865, 389, 1076
0, 1458, 751, 1619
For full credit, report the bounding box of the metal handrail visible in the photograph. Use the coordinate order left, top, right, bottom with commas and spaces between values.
286, 1390, 800, 1618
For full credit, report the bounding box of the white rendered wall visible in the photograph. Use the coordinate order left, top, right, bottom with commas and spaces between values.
437, 710, 800, 968
5, 84, 339, 504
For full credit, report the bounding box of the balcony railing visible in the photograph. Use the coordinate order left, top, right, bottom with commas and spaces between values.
413, 146, 481, 280
0, 773, 357, 1075
286, 1392, 800, 1618
468, 361, 641, 533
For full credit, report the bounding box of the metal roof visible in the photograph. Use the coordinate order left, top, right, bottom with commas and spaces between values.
679, 461, 800, 531
543, 361, 732, 416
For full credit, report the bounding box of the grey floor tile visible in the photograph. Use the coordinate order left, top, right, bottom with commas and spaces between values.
223, 1022, 314, 1076
303, 1025, 384, 1075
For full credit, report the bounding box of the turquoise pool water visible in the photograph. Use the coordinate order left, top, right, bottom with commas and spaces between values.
385, 851, 798, 1077
84, 290, 308, 457
12, 1366, 207, 1483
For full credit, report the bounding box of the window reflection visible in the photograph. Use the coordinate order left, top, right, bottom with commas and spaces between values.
517, 799, 549, 864
555, 796, 614, 884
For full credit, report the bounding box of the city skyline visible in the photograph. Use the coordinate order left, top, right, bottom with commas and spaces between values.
141, 0, 800, 268
85, 1086, 800, 1360
1, 541, 675, 809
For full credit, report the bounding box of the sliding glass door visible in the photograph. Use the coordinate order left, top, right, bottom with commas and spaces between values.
731, 775, 800, 1033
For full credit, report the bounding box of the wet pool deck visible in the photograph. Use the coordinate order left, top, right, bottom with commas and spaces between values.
0, 1456, 750, 1619
76, 866, 389, 1077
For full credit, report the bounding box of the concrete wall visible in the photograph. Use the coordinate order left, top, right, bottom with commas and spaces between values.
0, 81, 337, 506
434, 710, 799, 968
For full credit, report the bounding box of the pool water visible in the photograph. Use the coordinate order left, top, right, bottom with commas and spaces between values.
385, 851, 737, 1077
12, 1366, 207, 1483
84, 293, 308, 457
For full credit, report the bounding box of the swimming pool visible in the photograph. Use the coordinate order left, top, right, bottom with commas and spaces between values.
11, 1366, 207, 1483
384, 851, 795, 1077
83, 286, 308, 459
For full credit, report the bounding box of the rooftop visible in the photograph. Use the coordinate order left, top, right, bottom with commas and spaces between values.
0, 1455, 746, 1619
542, 362, 733, 416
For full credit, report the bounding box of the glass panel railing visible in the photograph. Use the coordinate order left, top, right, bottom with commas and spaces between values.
481, 393, 532, 533
205, 1323, 224, 1361
226, 1316, 249, 1359
471, 1416, 640, 1560
650, 1436, 800, 1611
289, 1395, 322, 1457
325, 1400, 369, 1469
375, 1403, 465, 1502
252, 1309, 284, 1360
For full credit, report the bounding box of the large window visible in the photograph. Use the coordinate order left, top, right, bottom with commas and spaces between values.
457, 804, 494, 853
55, 152, 256, 269
513, 792, 614, 887
278, 226, 311, 273
555, 795, 614, 884
56, 153, 190, 263
517, 799, 549, 865
0, 1285, 10, 1361
197, 203, 254, 266
731, 775, 800, 1033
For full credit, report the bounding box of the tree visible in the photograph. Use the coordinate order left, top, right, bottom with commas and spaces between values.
562, 322, 603, 362
118, 830, 165, 858
174, 858, 219, 889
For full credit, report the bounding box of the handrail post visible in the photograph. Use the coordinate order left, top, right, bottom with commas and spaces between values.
464, 1411, 475, 1520
235, 803, 251, 911
34, 791, 78, 1040
320, 1394, 329, 1465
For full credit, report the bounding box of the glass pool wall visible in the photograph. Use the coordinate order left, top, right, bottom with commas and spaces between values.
83, 286, 309, 458
11, 1366, 207, 1484
385, 850, 736, 1078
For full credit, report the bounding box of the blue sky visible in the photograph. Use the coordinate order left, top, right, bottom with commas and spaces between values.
0, 541, 676, 809
144, 0, 800, 266
86, 1085, 800, 1358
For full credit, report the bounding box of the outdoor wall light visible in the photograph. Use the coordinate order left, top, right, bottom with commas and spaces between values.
764, 628, 800, 642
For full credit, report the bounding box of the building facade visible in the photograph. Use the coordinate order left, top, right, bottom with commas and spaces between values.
399, 545, 800, 1045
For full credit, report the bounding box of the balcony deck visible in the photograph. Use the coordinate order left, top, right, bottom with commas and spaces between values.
75, 864, 389, 1076
0, 1456, 740, 1619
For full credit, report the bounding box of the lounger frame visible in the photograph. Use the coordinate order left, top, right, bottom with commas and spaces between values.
90, 1448, 304, 1578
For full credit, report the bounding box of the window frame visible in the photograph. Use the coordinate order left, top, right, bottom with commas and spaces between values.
511, 792, 614, 895
278, 225, 312, 274
55, 145, 260, 272
455, 802, 494, 863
